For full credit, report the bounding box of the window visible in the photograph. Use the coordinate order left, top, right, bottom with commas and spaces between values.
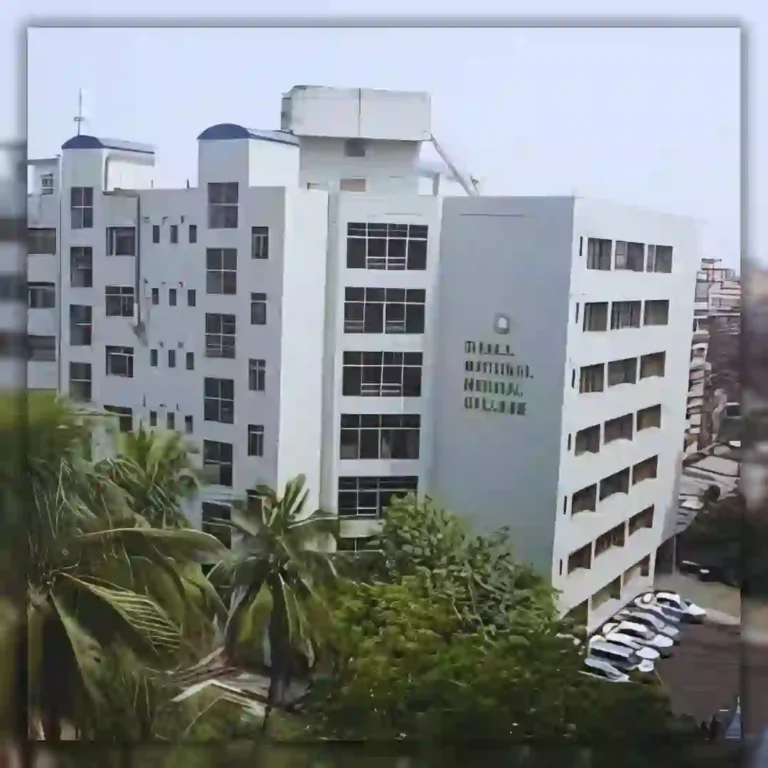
105, 286, 134, 318
187, 289, 196, 307
28, 228, 56, 255
346, 222, 429, 271
604, 414, 633, 444
586, 238, 611, 270
571, 485, 597, 514
644, 299, 669, 326
567, 544, 592, 573
610, 301, 642, 330
27, 335, 56, 362
206, 248, 237, 294
204, 377, 234, 424
40, 174, 54, 194
170, 225, 178, 244
169, 288, 177, 306
595, 523, 626, 556
184, 415, 193, 434
0, 275, 25, 302
106, 227, 136, 256
202, 502, 232, 548
149, 411, 157, 426
69, 362, 92, 401
150, 349, 158, 367
342, 351, 423, 397
579, 364, 604, 393
647, 244, 673, 273
189, 224, 197, 243
70, 247, 93, 288
106, 346, 134, 378
167, 412, 175, 430
340, 178, 367, 192
629, 506, 655, 535
104, 405, 133, 434
599, 469, 630, 500
207, 182, 239, 229
152, 288, 159, 305
247, 424, 265, 457
248, 358, 266, 391
339, 414, 421, 460
250, 293, 267, 325
252, 226, 269, 259
205, 313, 236, 358
344, 287, 426, 334
336, 536, 379, 553
338, 476, 418, 519
583, 302, 608, 332
592, 577, 622, 608
28, 282, 55, 309
168, 350, 176, 368
574, 425, 600, 455
152, 225, 160, 244
344, 138, 367, 157
203, 440, 233, 487
607, 357, 638, 386
70, 187, 94, 229
186, 351, 194, 370
637, 404, 662, 431
69, 305, 92, 346
614, 241, 645, 271
632, 456, 658, 485
640, 352, 666, 379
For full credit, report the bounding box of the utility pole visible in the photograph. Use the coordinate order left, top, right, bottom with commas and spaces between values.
73, 88, 87, 136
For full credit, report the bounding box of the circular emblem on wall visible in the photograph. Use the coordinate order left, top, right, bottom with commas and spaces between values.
494, 313, 511, 335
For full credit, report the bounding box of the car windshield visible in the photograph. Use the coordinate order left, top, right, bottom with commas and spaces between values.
586, 659, 622, 679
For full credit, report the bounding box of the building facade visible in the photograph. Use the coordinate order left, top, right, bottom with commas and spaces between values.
25, 86, 697, 629
432, 197, 698, 629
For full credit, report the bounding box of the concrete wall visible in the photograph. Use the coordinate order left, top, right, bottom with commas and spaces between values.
431, 196, 576, 572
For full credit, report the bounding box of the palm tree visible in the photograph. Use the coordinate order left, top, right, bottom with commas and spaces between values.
98, 424, 201, 529
0, 392, 228, 741
211, 474, 338, 732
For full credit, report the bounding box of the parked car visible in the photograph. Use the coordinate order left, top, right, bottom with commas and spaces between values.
650, 590, 707, 621
582, 657, 631, 683
617, 609, 680, 641
631, 601, 683, 625
594, 631, 661, 660
587, 638, 655, 677
602, 620, 674, 655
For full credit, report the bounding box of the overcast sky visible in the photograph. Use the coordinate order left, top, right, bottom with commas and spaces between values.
5, 0, 754, 269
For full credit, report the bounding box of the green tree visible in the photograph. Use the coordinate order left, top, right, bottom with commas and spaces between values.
212, 474, 338, 732
100, 425, 201, 529
365, 494, 564, 634
0, 393, 228, 741
309, 571, 681, 747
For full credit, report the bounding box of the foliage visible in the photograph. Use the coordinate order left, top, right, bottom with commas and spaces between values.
212, 474, 338, 730
98, 425, 200, 529
361, 494, 564, 634
308, 570, 681, 746
0, 393, 228, 741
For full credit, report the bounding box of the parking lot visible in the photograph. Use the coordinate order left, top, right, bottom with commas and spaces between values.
656, 620, 740, 724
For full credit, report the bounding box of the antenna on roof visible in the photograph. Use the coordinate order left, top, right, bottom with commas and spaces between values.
73, 89, 90, 136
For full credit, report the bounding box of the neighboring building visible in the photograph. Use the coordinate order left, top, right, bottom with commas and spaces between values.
25, 85, 698, 630
685, 258, 741, 452
432, 197, 698, 630
0, 142, 27, 392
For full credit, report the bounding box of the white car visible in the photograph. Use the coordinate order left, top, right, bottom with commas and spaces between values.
602, 620, 674, 654
588, 638, 656, 675
617, 609, 680, 641
646, 591, 707, 622
582, 657, 630, 683
633, 601, 682, 625
593, 632, 660, 660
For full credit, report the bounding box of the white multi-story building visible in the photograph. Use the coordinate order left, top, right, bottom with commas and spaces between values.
432, 197, 698, 629
25, 85, 697, 629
